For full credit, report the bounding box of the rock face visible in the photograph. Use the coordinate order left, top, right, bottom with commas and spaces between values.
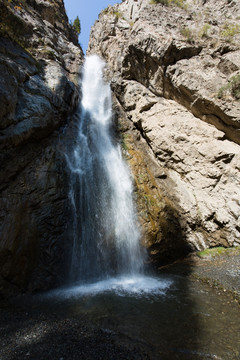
88, 0, 240, 264
0, 0, 83, 294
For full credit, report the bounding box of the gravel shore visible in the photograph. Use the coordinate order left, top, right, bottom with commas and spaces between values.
0, 304, 150, 360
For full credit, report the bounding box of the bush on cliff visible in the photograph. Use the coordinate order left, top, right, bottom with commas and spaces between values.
218, 74, 240, 100
150, 0, 187, 9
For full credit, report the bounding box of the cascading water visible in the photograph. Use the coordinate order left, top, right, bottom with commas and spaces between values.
35, 57, 240, 358
63, 55, 171, 295
68, 55, 144, 284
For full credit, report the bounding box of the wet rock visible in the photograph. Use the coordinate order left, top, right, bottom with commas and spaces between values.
0, 0, 83, 294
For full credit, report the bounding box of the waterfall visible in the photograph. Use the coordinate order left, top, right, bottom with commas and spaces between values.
67, 55, 145, 284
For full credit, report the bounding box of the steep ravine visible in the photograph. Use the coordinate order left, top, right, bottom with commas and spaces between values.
88, 0, 240, 265
1, 0, 240, 296
0, 0, 84, 295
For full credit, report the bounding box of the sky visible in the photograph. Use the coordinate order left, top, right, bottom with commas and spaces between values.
64, 0, 121, 53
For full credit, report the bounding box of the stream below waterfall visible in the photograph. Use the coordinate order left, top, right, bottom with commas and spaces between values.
2, 265, 239, 360
47, 55, 240, 359
44, 266, 240, 360
2, 56, 238, 360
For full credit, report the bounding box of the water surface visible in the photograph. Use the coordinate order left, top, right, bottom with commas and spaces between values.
40, 270, 240, 360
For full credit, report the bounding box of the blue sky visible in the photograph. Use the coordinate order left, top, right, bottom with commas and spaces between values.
64, 0, 121, 53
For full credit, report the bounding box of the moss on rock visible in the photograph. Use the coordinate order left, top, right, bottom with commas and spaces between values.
197, 246, 240, 259
119, 127, 192, 266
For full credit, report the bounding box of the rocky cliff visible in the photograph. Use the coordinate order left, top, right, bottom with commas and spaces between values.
1, 0, 240, 295
88, 0, 240, 265
0, 0, 83, 295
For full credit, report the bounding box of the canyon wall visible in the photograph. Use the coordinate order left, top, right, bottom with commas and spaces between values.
88, 0, 240, 265
1, 0, 240, 294
0, 0, 83, 294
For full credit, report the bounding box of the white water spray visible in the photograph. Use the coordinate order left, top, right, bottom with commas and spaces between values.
64, 55, 172, 295
68, 55, 144, 283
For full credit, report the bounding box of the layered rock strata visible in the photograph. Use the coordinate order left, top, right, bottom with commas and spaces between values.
88, 0, 240, 264
0, 0, 83, 294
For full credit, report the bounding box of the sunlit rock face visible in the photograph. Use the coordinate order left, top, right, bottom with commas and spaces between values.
0, 0, 84, 295
88, 0, 240, 265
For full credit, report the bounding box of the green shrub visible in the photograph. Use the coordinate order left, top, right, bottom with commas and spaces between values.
199, 23, 211, 39
171, 0, 187, 8
114, 11, 123, 19
221, 22, 240, 42
101, 7, 123, 20
218, 74, 240, 100
150, 0, 168, 4
150, 0, 187, 8
231, 75, 240, 99
180, 26, 194, 43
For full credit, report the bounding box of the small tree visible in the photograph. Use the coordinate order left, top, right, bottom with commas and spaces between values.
73, 16, 81, 34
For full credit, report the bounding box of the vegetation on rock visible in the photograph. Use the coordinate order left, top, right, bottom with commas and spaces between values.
119, 126, 192, 265
221, 22, 240, 42
180, 26, 194, 43
149, 0, 187, 10
218, 74, 240, 100
0, 1, 32, 49
101, 7, 124, 20
198, 23, 211, 39
197, 246, 240, 258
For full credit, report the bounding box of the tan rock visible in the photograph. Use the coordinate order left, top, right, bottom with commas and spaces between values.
89, 0, 240, 262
